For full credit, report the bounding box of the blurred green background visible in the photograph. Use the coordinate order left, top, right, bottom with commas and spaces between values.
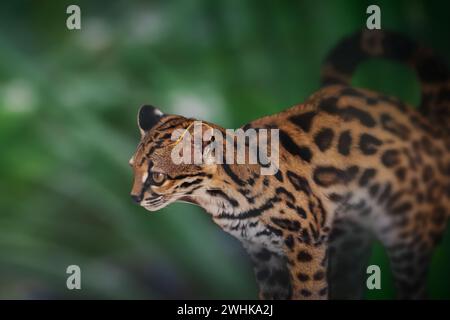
0, 0, 449, 299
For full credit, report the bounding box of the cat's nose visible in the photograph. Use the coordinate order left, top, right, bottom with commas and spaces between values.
130, 194, 143, 204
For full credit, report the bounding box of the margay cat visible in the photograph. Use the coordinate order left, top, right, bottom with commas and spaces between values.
129, 30, 450, 299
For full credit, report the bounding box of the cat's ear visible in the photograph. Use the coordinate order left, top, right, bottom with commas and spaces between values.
137, 105, 165, 137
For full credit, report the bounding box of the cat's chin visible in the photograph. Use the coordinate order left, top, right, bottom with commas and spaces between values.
178, 196, 200, 206
143, 201, 171, 212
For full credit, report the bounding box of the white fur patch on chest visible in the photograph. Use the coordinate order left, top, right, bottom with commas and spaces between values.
215, 217, 284, 253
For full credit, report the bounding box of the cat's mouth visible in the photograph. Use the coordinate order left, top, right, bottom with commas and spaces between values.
141, 195, 169, 211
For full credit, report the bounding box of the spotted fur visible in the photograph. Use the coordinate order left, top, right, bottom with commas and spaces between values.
130, 30, 450, 299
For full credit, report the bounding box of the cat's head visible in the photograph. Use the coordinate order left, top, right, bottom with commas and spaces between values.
129, 105, 220, 211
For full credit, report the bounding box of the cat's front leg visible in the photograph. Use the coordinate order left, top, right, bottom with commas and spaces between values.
284, 242, 329, 300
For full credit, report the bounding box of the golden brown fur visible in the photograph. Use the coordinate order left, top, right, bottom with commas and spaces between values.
130, 30, 450, 299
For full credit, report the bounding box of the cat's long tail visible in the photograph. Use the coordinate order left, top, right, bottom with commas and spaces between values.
320, 29, 450, 133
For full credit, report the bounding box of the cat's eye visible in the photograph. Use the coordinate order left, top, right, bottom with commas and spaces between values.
151, 172, 166, 185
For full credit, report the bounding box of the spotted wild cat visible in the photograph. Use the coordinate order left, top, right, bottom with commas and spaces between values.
129, 30, 450, 299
